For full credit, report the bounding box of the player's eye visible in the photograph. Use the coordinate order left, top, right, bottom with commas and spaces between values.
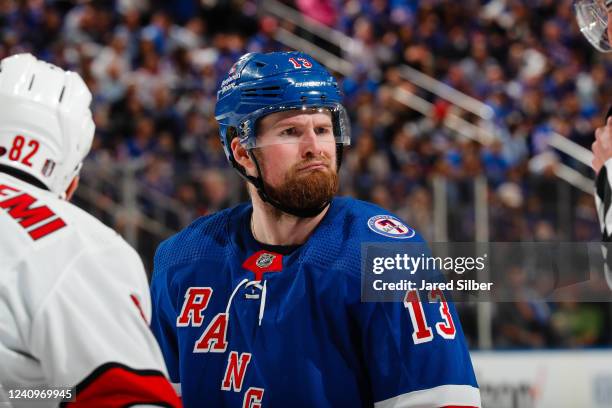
315, 126, 332, 135
280, 127, 299, 136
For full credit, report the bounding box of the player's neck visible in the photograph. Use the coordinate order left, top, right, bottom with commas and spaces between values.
251, 198, 330, 246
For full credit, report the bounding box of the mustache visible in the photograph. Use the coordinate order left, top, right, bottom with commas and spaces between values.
293, 157, 333, 171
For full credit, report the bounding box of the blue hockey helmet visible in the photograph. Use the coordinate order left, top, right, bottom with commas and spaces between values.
214, 51, 350, 217
215, 51, 350, 160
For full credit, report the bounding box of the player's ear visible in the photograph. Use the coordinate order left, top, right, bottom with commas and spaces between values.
231, 138, 256, 175
64, 176, 79, 201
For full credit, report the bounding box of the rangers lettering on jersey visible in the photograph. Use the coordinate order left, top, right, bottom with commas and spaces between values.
0, 183, 66, 240
243, 387, 264, 408
176, 287, 213, 327
175, 285, 263, 400
194, 313, 228, 353
221, 352, 252, 392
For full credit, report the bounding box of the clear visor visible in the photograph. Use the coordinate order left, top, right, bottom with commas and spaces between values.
239, 103, 351, 149
575, 0, 612, 52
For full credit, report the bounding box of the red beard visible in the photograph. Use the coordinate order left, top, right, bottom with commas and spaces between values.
261, 157, 339, 215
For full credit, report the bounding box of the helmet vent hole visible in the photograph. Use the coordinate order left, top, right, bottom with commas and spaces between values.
28, 74, 35, 91
241, 86, 281, 98
58, 86, 66, 102
255, 62, 267, 67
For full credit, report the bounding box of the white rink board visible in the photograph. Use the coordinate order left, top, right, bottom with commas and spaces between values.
472, 350, 612, 408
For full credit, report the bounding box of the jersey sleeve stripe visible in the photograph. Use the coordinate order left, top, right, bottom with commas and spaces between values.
374, 384, 481, 408
59, 362, 182, 408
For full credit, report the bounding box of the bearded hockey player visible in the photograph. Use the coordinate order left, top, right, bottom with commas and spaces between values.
0, 54, 181, 407
150, 51, 481, 407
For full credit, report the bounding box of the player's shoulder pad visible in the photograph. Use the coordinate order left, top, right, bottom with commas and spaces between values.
153, 204, 246, 277
305, 197, 425, 276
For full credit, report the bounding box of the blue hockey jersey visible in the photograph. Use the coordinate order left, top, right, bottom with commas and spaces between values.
150, 197, 480, 407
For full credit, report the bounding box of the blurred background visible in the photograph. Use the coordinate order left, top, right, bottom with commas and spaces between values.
2, 0, 611, 406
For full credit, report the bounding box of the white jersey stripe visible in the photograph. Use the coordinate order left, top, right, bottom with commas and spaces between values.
374, 384, 481, 408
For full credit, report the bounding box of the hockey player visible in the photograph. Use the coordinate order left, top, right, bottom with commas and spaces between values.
150, 51, 481, 407
0, 54, 181, 407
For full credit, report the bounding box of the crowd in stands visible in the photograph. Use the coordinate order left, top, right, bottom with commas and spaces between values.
1, 0, 610, 348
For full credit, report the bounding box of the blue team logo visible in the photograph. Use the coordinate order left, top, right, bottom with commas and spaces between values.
367, 215, 415, 239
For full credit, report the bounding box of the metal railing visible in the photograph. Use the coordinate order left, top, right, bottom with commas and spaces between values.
396, 64, 596, 192
261, 0, 500, 146
392, 87, 496, 145
76, 158, 186, 248
554, 162, 594, 194
548, 132, 594, 167
262, 0, 596, 193
398, 65, 495, 121
260, 0, 360, 54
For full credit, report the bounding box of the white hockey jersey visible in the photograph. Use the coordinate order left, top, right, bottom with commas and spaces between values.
0, 172, 181, 408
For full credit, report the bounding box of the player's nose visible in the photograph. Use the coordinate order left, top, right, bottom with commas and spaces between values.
300, 125, 321, 157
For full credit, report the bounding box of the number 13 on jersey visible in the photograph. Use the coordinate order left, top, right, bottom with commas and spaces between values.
404, 289, 456, 344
